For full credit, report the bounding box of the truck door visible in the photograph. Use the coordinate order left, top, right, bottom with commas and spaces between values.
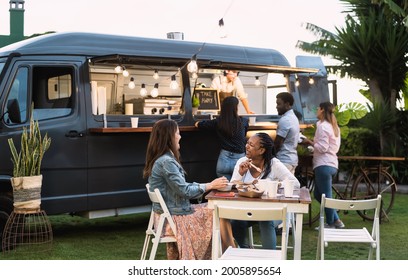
0, 60, 88, 214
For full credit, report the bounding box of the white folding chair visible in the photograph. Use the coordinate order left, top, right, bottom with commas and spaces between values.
317, 194, 381, 260
248, 212, 295, 249
141, 184, 177, 260
214, 205, 287, 260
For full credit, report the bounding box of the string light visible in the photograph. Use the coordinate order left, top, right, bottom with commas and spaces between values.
309, 77, 315, 85
295, 78, 300, 87
218, 18, 227, 38
187, 55, 198, 73
150, 83, 159, 97
153, 70, 159, 80
170, 75, 179, 90
122, 66, 129, 77
114, 65, 123, 73
128, 77, 135, 89
254, 76, 261, 86
140, 83, 148, 97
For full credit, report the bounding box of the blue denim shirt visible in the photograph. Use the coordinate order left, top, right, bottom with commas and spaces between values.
148, 152, 207, 215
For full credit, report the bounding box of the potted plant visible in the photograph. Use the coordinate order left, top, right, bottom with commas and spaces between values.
192, 94, 200, 115
8, 114, 51, 213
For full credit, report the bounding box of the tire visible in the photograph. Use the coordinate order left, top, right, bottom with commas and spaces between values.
351, 169, 396, 221
300, 171, 344, 226
300, 171, 320, 226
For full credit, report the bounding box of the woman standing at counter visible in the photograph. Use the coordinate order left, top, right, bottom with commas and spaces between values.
143, 119, 235, 260
195, 96, 249, 181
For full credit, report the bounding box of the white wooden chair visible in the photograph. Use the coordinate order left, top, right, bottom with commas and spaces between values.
141, 184, 177, 260
317, 194, 381, 260
214, 205, 287, 260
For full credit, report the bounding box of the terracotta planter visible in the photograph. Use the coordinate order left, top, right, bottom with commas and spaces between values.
10, 175, 42, 213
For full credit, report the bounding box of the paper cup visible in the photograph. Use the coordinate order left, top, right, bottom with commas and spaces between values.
283, 179, 296, 197
257, 179, 268, 193
267, 180, 279, 198
131, 117, 139, 128
249, 116, 256, 125
125, 103, 134, 115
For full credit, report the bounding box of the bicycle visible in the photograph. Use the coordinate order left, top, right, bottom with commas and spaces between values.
296, 155, 403, 226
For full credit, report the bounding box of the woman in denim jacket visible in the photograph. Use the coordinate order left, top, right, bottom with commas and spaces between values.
143, 119, 234, 259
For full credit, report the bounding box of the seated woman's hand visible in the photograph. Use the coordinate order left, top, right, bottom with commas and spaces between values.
207, 177, 229, 190
238, 160, 251, 175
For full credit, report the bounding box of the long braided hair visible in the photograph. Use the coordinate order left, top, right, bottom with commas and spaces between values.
255, 132, 275, 179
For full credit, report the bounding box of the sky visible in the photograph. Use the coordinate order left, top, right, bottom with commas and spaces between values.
0, 0, 370, 105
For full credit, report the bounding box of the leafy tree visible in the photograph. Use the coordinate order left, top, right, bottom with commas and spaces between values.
296, 0, 408, 112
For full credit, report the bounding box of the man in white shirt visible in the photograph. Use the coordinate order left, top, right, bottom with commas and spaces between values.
211, 70, 254, 114
275, 92, 300, 173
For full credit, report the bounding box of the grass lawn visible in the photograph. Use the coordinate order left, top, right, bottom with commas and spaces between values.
1, 193, 407, 260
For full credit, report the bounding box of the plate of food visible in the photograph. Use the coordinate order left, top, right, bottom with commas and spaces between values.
236, 183, 264, 198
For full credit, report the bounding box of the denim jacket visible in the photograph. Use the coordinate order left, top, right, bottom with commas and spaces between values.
148, 152, 207, 215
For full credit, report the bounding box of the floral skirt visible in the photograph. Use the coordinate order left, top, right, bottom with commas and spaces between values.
154, 203, 213, 260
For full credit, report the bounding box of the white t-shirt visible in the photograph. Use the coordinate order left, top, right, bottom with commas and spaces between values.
231, 157, 300, 188
211, 75, 248, 100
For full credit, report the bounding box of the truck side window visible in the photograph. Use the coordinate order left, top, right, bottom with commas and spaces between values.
32, 66, 74, 120
3, 67, 28, 125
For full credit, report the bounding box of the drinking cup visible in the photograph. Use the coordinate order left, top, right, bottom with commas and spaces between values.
257, 179, 268, 193
267, 180, 279, 198
283, 179, 296, 197
131, 117, 139, 128
249, 117, 256, 125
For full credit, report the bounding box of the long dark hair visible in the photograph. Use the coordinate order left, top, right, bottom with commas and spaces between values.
255, 132, 275, 179
218, 96, 241, 137
143, 119, 181, 178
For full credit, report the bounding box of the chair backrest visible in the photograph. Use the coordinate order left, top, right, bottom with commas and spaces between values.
145, 184, 177, 236
321, 194, 381, 216
214, 204, 287, 259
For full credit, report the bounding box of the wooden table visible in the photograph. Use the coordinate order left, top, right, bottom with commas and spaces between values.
206, 187, 311, 260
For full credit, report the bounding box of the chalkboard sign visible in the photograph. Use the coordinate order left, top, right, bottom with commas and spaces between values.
193, 88, 220, 111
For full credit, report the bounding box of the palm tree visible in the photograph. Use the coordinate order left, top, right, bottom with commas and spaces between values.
296, 0, 408, 112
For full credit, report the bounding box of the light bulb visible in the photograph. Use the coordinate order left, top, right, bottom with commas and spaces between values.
150, 83, 159, 97
128, 77, 135, 89
140, 83, 148, 97
115, 65, 122, 73
187, 59, 198, 73
254, 76, 261, 86
170, 75, 179, 90
309, 77, 315, 84
191, 72, 198, 79
218, 18, 228, 38
122, 67, 129, 77
153, 70, 159, 80
295, 79, 300, 87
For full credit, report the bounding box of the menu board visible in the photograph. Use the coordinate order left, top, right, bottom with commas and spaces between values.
193, 88, 220, 111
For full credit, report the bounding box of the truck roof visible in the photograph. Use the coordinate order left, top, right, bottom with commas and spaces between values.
0, 32, 317, 74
